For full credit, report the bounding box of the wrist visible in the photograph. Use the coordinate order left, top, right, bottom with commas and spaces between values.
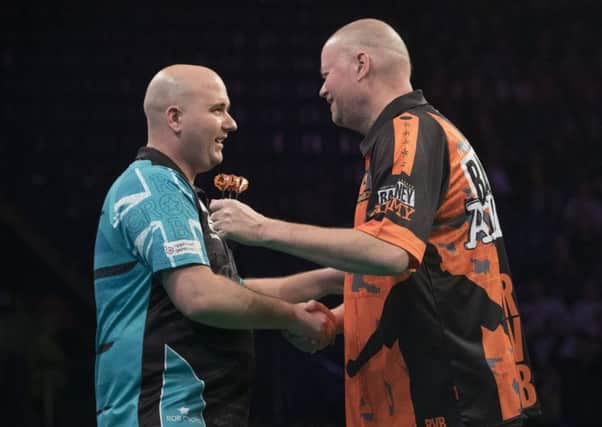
259, 217, 278, 246
285, 303, 304, 334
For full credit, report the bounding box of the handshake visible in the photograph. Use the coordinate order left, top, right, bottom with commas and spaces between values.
283, 300, 338, 354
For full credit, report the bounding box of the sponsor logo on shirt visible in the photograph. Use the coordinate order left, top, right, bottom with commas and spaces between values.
163, 240, 203, 257
377, 179, 415, 207
164, 407, 203, 424
372, 179, 416, 220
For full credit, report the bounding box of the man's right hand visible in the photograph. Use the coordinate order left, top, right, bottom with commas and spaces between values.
284, 300, 337, 353
209, 199, 269, 245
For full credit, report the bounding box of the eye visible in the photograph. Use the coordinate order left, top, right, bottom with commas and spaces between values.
210, 103, 230, 115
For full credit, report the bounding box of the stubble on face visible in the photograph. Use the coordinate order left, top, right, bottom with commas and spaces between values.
182, 76, 234, 174
320, 40, 364, 131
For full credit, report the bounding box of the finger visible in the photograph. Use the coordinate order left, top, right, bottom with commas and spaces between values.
325, 310, 337, 326
305, 300, 330, 316
209, 199, 228, 211
209, 216, 221, 229
305, 301, 337, 325
300, 320, 332, 351
320, 324, 335, 345
304, 299, 319, 310
317, 321, 337, 348
210, 215, 229, 230
209, 220, 227, 238
305, 300, 329, 314
311, 311, 336, 340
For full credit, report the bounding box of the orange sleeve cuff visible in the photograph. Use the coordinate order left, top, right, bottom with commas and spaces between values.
356, 217, 426, 269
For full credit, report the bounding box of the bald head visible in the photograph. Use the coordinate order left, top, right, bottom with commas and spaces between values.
141, 64, 237, 180
326, 18, 411, 79
319, 19, 414, 134
143, 64, 224, 120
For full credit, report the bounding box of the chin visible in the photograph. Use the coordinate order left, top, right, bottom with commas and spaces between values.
332, 115, 345, 128
211, 155, 224, 168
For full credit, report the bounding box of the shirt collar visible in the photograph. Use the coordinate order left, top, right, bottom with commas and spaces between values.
359, 89, 428, 157
135, 146, 182, 172
135, 146, 206, 199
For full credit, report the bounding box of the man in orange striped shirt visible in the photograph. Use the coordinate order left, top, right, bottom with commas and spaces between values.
210, 18, 541, 427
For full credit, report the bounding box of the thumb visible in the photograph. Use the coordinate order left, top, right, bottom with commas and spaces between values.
304, 299, 319, 311
305, 300, 336, 325
209, 198, 226, 211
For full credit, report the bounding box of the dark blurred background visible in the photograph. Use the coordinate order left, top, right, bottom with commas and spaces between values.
1, 0, 600, 426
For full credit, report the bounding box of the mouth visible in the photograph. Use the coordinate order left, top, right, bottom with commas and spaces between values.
215, 136, 227, 146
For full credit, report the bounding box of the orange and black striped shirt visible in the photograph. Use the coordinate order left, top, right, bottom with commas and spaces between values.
344, 90, 540, 427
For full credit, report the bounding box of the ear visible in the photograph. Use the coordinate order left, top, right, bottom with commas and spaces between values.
166, 105, 183, 133
356, 51, 371, 81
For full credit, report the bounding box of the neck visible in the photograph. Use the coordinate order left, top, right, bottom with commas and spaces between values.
361, 82, 413, 135
146, 138, 196, 186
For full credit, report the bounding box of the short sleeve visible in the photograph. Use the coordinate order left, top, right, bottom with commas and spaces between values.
357, 113, 449, 268
111, 167, 210, 272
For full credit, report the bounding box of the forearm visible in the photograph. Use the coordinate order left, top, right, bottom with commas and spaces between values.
244, 268, 344, 303
192, 279, 296, 330
167, 267, 297, 330
261, 220, 409, 275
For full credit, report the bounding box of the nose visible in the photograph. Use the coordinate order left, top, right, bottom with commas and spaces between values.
224, 111, 238, 132
319, 82, 327, 99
